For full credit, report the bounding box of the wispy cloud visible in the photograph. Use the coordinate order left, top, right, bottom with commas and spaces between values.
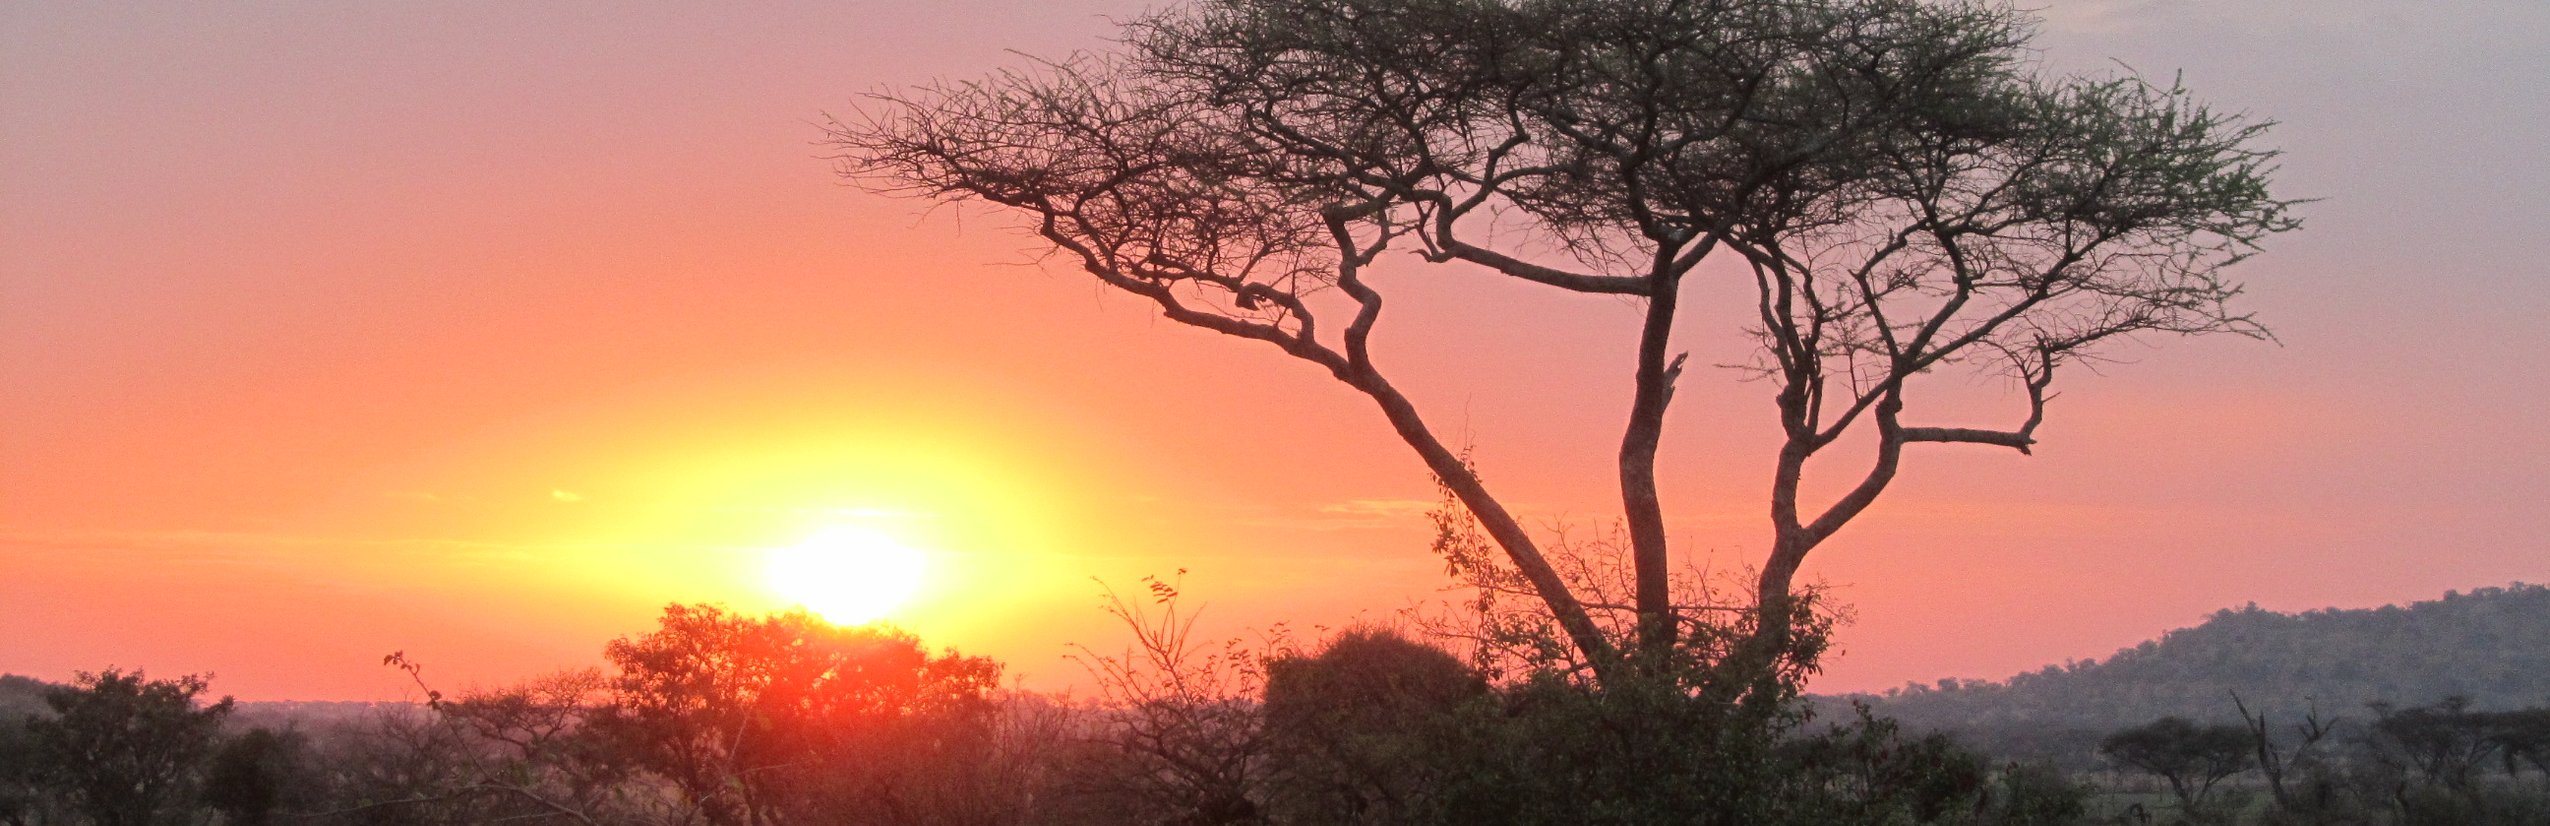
1318, 498, 1435, 518
1224, 498, 1438, 533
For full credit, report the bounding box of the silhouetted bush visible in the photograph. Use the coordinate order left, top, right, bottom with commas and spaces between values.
1980, 762, 2093, 826
202, 727, 312, 826
1260, 627, 1485, 824
1780, 706, 1992, 823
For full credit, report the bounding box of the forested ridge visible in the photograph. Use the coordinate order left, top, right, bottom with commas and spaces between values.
1833, 583, 2550, 760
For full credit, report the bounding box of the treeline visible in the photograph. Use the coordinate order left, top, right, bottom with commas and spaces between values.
2086, 697, 2550, 825
3, 594, 2090, 826
4, 606, 1024, 826
11, 585, 2549, 825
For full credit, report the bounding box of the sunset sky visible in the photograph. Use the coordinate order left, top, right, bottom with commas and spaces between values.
5, 0, 2546, 701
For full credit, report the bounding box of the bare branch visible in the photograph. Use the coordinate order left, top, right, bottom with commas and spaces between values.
830, 0, 2298, 690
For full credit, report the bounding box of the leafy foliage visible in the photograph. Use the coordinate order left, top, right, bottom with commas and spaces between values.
23, 669, 234, 826
225, 607, 1015, 826
1260, 627, 1484, 824
596, 605, 1005, 825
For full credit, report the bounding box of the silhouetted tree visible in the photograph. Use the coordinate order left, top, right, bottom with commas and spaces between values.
2099, 716, 2252, 813
1068, 575, 1274, 826
301, 700, 489, 826
2233, 692, 2339, 813
2349, 698, 2550, 826
25, 669, 233, 826
398, 664, 644, 824
828, 0, 2297, 698
2368, 697, 2501, 791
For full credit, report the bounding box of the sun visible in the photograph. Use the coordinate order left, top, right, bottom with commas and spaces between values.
764, 526, 928, 625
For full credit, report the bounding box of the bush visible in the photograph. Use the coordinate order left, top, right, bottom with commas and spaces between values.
1980, 762, 2092, 826
1261, 627, 1486, 824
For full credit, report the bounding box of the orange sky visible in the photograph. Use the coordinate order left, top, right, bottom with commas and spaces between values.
5, 1, 2547, 701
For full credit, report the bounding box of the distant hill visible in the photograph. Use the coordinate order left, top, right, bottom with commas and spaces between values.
1829, 583, 2550, 765
0, 672, 406, 732
0, 675, 50, 719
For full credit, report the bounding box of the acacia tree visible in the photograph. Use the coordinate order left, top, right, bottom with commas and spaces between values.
828, 0, 2295, 691
2099, 717, 2253, 812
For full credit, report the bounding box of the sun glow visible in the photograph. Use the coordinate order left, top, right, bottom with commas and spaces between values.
765, 526, 929, 625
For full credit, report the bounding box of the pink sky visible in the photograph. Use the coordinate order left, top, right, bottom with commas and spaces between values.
4, 1, 2545, 701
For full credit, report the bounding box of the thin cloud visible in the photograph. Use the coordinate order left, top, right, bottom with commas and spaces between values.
1225, 498, 1438, 533
1318, 499, 1436, 518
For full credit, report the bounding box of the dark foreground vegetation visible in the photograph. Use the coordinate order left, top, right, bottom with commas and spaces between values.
0, 596, 2070, 826
7, 584, 2549, 826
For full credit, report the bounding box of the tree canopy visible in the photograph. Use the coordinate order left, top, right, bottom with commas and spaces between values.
598, 605, 1003, 826
829, 0, 2296, 691
2098, 716, 2252, 810
25, 669, 235, 826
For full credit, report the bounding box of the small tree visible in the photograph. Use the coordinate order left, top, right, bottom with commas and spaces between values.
829, 0, 2297, 696
2232, 692, 2339, 812
1068, 574, 1277, 826
2099, 716, 2252, 813
296, 658, 629, 825
25, 669, 234, 826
